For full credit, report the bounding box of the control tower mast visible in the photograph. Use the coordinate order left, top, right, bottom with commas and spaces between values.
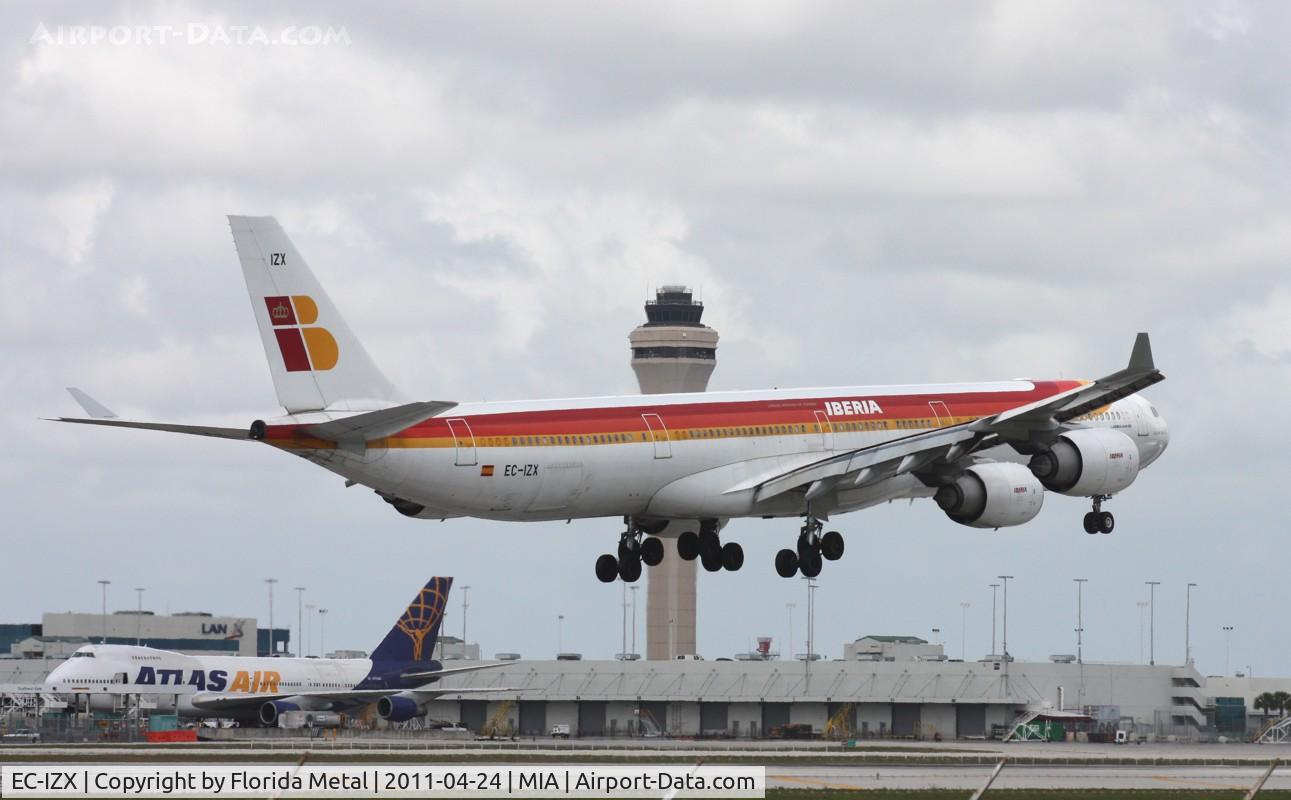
629, 286, 718, 660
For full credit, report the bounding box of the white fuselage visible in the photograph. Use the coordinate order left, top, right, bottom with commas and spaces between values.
44, 644, 372, 717
265, 380, 1169, 523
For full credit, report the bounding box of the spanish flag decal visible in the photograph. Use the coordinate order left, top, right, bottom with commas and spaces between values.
480, 465, 495, 477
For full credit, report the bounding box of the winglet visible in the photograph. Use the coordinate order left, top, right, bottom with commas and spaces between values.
66, 388, 117, 419
1128, 332, 1154, 372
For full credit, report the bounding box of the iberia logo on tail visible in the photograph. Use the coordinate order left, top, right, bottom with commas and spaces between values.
265, 295, 338, 372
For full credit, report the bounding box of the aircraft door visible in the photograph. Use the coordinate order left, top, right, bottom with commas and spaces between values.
813, 410, 833, 450
641, 413, 672, 459
928, 400, 952, 427
446, 418, 477, 466
1134, 403, 1150, 437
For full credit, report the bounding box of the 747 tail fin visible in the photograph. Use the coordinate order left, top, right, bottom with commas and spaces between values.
370, 577, 452, 665
229, 216, 401, 414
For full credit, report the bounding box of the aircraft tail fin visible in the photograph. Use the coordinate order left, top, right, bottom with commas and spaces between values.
370, 577, 452, 665
228, 215, 401, 414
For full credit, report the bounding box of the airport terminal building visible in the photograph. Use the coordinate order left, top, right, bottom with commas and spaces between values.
0, 611, 288, 661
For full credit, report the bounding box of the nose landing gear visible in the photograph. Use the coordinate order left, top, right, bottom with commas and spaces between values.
1082, 495, 1115, 535
776, 518, 844, 578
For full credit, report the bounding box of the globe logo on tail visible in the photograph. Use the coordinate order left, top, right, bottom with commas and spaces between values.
395, 580, 449, 661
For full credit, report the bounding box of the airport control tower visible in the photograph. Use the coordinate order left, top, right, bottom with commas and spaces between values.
630, 286, 719, 660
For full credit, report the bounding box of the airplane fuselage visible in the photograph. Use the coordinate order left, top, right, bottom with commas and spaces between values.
45, 644, 386, 717
263, 380, 1170, 523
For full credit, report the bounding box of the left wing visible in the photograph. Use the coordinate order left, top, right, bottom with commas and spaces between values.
751, 333, 1164, 503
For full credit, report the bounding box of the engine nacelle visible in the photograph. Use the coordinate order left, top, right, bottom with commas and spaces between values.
376, 693, 426, 723
1028, 428, 1140, 497
935, 462, 1045, 529
258, 700, 300, 726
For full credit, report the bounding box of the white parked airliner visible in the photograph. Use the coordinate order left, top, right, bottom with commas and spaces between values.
44, 577, 508, 725
56, 216, 1169, 583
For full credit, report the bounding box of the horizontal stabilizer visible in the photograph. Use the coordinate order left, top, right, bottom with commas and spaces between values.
400, 661, 510, 682
51, 417, 251, 440
304, 401, 457, 444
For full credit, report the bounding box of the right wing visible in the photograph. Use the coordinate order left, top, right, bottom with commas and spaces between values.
189, 685, 514, 712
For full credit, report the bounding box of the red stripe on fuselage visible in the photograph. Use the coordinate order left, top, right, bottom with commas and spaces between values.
261, 381, 1080, 446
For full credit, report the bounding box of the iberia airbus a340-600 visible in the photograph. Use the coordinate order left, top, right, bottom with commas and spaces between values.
55, 217, 1169, 583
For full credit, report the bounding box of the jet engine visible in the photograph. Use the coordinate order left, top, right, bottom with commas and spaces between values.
376, 693, 426, 723
934, 462, 1045, 529
258, 699, 300, 726
1028, 428, 1140, 497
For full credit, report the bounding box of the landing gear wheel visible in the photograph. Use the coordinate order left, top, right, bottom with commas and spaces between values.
677, 531, 700, 561
799, 551, 823, 578
595, 554, 619, 583
721, 542, 744, 571
640, 537, 665, 567
1098, 511, 1115, 534
1082, 513, 1099, 534
821, 531, 844, 561
774, 549, 799, 578
700, 549, 723, 572
797, 536, 819, 563
618, 555, 642, 582
698, 530, 722, 562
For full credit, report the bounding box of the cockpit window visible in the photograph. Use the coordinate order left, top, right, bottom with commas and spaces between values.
1150, 406, 1159, 418
71, 651, 96, 658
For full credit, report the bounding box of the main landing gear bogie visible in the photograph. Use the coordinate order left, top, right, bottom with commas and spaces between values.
675, 521, 744, 573
595, 521, 666, 584
1082, 495, 1115, 535
775, 519, 845, 579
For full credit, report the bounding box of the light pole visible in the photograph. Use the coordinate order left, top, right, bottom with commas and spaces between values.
318, 608, 328, 657
1073, 579, 1088, 664
803, 577, 818, 695
620, 583, 627, 659
305, 604, 316, 657
134, 587, 145, 646
97, 580, 111, 644
1136, 602, 1148, 663
557, 614, 565, 655
461, 585, 471, 657
998, 576, 1013, 686
1145, 581, 1160, 665
989, 583, 1000, 657
786, 603, 796, 661
960, 603, 970, 661
265, 578, 278, 656
629, 585, 639, 657
1185, 583, 1197, 665
294, 587, 306, 657
1223, 626, 1234, 676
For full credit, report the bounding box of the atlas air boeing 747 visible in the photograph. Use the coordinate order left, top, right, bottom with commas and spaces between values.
44, 578, 509, 725
55, 216, 1169, 583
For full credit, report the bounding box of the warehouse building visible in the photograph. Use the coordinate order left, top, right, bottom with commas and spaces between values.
420, 653, 1209, 739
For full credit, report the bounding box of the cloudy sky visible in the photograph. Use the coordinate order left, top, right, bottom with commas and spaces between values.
2, 1, 1288, 678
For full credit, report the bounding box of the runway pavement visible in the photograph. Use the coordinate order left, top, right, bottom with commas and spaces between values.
769, 764, 1291, 791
